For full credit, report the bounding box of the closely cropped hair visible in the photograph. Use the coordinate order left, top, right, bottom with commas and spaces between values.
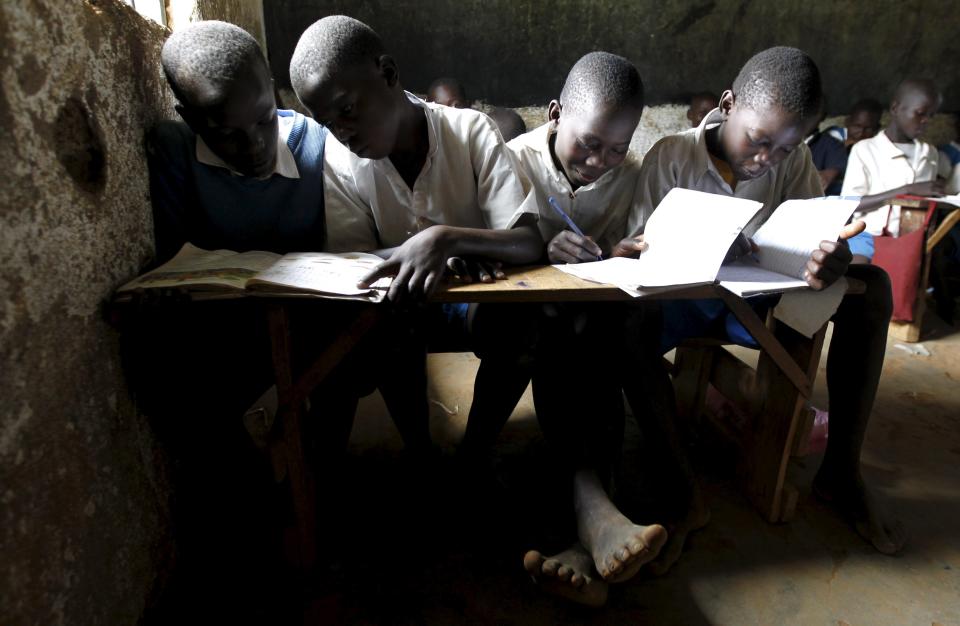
892, 78, 941, 107
559, 52, 644, 115
849, 97, 884, 117
290, 15, 384, 93
428, 77, 467, 98
161, 20, 266, 105
732, 46, 822, 119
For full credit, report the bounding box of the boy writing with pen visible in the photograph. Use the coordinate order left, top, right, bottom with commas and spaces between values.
458, 52, 667, 607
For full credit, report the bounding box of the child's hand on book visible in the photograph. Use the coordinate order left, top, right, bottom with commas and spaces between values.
611, 235, 647, 258
548, 231, 603, 264
803, 220, 865, 290
358, 227, 451, 302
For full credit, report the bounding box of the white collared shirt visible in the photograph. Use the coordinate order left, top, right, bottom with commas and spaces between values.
631, 108, 822, 237
323, 92, 538, 252
508, 122, 643, 254
841, 130, 939, 235
195, 112, 300, 179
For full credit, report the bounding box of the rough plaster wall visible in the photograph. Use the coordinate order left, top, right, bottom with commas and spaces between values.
264, 0, 960, 113
0, 1, 176, 624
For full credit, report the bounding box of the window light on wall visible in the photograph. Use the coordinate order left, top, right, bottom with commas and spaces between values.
124, 0, 167, 27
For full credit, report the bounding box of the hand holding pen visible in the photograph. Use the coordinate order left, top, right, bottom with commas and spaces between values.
546, 196, 603, 264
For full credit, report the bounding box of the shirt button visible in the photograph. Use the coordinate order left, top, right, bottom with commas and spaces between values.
568, 192, 575, 199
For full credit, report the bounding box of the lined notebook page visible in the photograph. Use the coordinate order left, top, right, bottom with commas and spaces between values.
751, 198, 860, 279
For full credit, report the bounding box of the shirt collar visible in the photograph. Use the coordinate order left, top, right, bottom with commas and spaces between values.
405, 91, 439, 161
195, 111, 300, 179
874, 129, 921, 161
691, 108, 729, 188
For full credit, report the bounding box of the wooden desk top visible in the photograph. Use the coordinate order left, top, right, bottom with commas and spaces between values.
430, 265, 717, 303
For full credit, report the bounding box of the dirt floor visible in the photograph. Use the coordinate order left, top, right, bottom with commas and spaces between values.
292, 305, 958, 625
149, 303, 960, 625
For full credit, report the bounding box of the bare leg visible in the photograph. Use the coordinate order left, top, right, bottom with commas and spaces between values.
814, 264, 906, 554
523, 543, 609, 607
574, 468, 667, 583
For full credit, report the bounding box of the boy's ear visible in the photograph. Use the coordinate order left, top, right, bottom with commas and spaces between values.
718, 90, 735, 119
548, 100, 562, 123
377, 55, 400, 88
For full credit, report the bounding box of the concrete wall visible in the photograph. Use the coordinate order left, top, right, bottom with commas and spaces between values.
265, 0, 960, 113
0, 1, 176, 624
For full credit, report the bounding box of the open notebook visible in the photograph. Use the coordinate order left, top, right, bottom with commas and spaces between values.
718, 197, 860, 296
116, 243, 391, 302
556, 188, 762, 292
556, 189, 859, 298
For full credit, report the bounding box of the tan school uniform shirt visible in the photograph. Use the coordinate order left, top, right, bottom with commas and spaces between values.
507, 121, 644, 255
629, 109, 823, 237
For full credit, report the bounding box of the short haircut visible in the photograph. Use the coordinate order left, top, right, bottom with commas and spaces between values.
488, 107, 527, 142
892, 78, 941, 106
428, 77, 467, 99
732, 46, 822, 119
559, 51, 644, 115
848, 98, 883, 117
161, 20, 266, 106
290, 15, 384, 94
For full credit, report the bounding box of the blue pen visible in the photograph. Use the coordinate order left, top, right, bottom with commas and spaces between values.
547, 196, 602, 261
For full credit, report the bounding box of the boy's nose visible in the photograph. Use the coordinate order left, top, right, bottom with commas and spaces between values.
585, 151, 604, 168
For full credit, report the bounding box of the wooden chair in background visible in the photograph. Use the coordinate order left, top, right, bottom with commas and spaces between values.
887, 196, 960, 342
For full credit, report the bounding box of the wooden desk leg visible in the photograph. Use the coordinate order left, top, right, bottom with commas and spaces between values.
743, 317, 826, 523
267, 304, 316, 572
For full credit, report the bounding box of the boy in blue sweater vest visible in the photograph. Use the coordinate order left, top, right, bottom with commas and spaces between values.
135, 23, 372, 605
150, 21, 330, 262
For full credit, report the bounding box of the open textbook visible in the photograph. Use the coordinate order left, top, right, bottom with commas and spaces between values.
556, 189, 859, 298
116, 243, 390, 302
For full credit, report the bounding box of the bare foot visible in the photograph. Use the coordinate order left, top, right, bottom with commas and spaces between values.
574, 470, 668, 583
813, 471, 906, 555
523, 544, 609, 607
648, 485, 711, 576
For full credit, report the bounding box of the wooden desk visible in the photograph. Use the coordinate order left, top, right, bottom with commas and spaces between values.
264, 266, 858, 570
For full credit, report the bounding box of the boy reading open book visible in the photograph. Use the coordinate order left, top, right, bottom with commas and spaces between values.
616, 47, 901, 577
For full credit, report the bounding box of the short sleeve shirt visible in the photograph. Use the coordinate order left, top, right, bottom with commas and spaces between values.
841, 130, 939, 235
629, 108, 823, 238
507, 121, 643, 255
323, 92, 538, 251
